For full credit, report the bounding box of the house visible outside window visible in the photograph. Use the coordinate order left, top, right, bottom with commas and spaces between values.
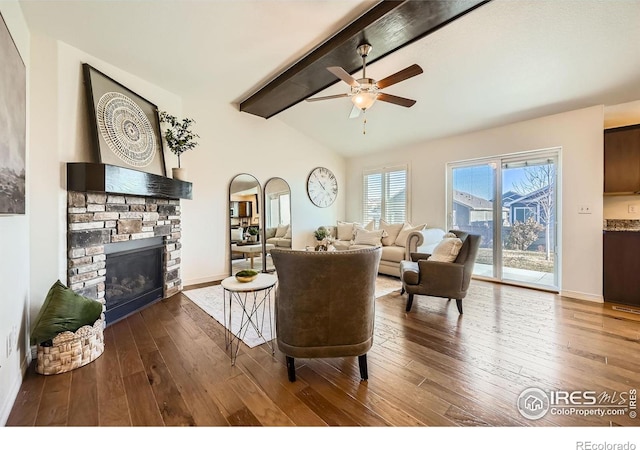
362, 165, 408, 227
513, 206, 536, 224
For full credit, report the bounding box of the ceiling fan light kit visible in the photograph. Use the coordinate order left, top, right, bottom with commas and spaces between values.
306, 43, 423, 127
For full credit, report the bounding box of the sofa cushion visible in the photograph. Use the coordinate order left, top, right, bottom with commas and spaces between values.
380, 220, 405, 246
353, 229, 385, 246
333, 240, 352, 251
231, 227, 244, 241
395, 223, 426, 247
31, 280, 103, 345
355, 220, 375, 233
337, 221, 359, 241
428, 232, 463, 262
277, 238, 292, 248
275, 224, 289, 238
283, 226, 292, 239
381, 245, 405, 263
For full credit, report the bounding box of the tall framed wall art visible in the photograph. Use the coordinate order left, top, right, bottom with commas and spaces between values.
82, 63, 166, 177
0, 12, 26, 215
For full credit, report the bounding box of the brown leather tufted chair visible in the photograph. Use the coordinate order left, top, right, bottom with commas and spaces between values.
399, 230, 481, 314
270, 246, 382, 382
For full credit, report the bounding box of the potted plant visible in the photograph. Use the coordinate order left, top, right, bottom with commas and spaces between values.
158, 111, 200, 181
314, 226, 329, 250
247, 227, 259, 243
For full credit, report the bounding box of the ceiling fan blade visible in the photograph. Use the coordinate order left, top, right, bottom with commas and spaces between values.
349, 104, 361, 119
376, 64, 423, 89
377, 93, 416, 108
305, 93, 350, 102
327, 66, 360, 87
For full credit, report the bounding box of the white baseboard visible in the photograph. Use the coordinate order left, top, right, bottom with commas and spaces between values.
0, 352, 30, 426
184, 273, 228, 287
560, 290, 604, 303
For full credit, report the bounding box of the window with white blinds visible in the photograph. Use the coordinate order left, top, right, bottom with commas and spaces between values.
362, 166, 408, 227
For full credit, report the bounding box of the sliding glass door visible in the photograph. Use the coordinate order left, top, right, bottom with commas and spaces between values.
450, 161, 497, 278
448, 150, 558, 290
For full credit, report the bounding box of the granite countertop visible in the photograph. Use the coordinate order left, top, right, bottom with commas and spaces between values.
604, 219, 640, 231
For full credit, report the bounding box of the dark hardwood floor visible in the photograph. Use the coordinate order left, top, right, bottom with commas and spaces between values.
6, 279, 640, 427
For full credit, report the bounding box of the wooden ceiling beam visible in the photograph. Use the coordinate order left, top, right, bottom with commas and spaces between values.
239, 0, 492, 119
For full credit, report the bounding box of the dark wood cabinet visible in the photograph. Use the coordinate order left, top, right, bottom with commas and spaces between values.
230, 201, 252, 218
604, 124, 640, 194
603, 231, 640, 307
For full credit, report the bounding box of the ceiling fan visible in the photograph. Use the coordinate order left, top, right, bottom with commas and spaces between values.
305, 43, 423, 119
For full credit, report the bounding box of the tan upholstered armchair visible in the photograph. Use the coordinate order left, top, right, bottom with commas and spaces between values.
400, 230, 481, 314
270, 247, 382, 382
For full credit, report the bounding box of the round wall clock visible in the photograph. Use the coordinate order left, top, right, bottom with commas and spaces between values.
307, 167, 338, 208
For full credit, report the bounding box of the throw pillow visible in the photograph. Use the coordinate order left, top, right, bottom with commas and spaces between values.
428, 233, 463, 262
30, 280, 103, 345
380, 219, 405, 246
355, 219, 378, 236
353, 229, 385, 246
363, 220, 375, 231
394, 223, 427, 247
275, 224, 289, 238
231, 228, 244, 241
265, 227, 276, 239
283, 225, 292, 239
337, 221, 359, 241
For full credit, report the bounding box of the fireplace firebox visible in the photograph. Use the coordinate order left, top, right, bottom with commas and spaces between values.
104, 237, 164, 324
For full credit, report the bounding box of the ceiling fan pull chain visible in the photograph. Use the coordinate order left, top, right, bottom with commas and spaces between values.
363, 117, 367, 135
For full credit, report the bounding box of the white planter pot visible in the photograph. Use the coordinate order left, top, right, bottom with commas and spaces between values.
172, 167, 188, 181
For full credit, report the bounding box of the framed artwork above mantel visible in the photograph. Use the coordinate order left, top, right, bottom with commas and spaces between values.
82, 63, 166, 177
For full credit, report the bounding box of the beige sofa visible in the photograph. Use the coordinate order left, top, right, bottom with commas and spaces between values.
323, 223, 445, 277
265, 225, 292, 248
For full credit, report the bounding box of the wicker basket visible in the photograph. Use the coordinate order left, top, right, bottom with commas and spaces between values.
36, 318, 105, 375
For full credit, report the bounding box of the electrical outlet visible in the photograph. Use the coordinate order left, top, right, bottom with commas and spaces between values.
578, 205, 592, 214
629, 204, 638, 214
6, 326, 17, 358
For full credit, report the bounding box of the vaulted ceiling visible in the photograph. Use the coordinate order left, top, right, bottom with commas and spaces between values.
19, 0, 640, 157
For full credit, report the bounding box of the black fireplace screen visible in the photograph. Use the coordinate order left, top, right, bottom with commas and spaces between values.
104, 238, 163, 324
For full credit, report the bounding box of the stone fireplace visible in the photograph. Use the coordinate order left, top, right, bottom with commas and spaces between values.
66, 162, 192, 325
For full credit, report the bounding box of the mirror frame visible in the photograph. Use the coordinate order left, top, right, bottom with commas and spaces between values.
228, 173, 262, 276
262, 177, 292, 272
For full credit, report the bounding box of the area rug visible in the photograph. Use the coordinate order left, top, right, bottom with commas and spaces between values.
184, 283, 275, 348
183, 275, 402, 348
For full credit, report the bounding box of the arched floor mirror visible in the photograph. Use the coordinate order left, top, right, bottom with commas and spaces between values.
229, 173, 262, 275
263, 177, 291, 272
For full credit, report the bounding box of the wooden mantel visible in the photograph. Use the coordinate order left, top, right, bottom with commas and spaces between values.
67, 163, 193, 200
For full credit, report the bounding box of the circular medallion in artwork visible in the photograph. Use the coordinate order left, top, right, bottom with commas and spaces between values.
96, 92, 157, 168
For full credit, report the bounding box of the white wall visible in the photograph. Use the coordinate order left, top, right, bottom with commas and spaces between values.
0, 0, 30, 426
347, 106, 604, 302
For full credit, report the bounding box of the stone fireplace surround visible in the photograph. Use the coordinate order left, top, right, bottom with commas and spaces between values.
66, 162, 193, 325
67, 191, 182, 323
